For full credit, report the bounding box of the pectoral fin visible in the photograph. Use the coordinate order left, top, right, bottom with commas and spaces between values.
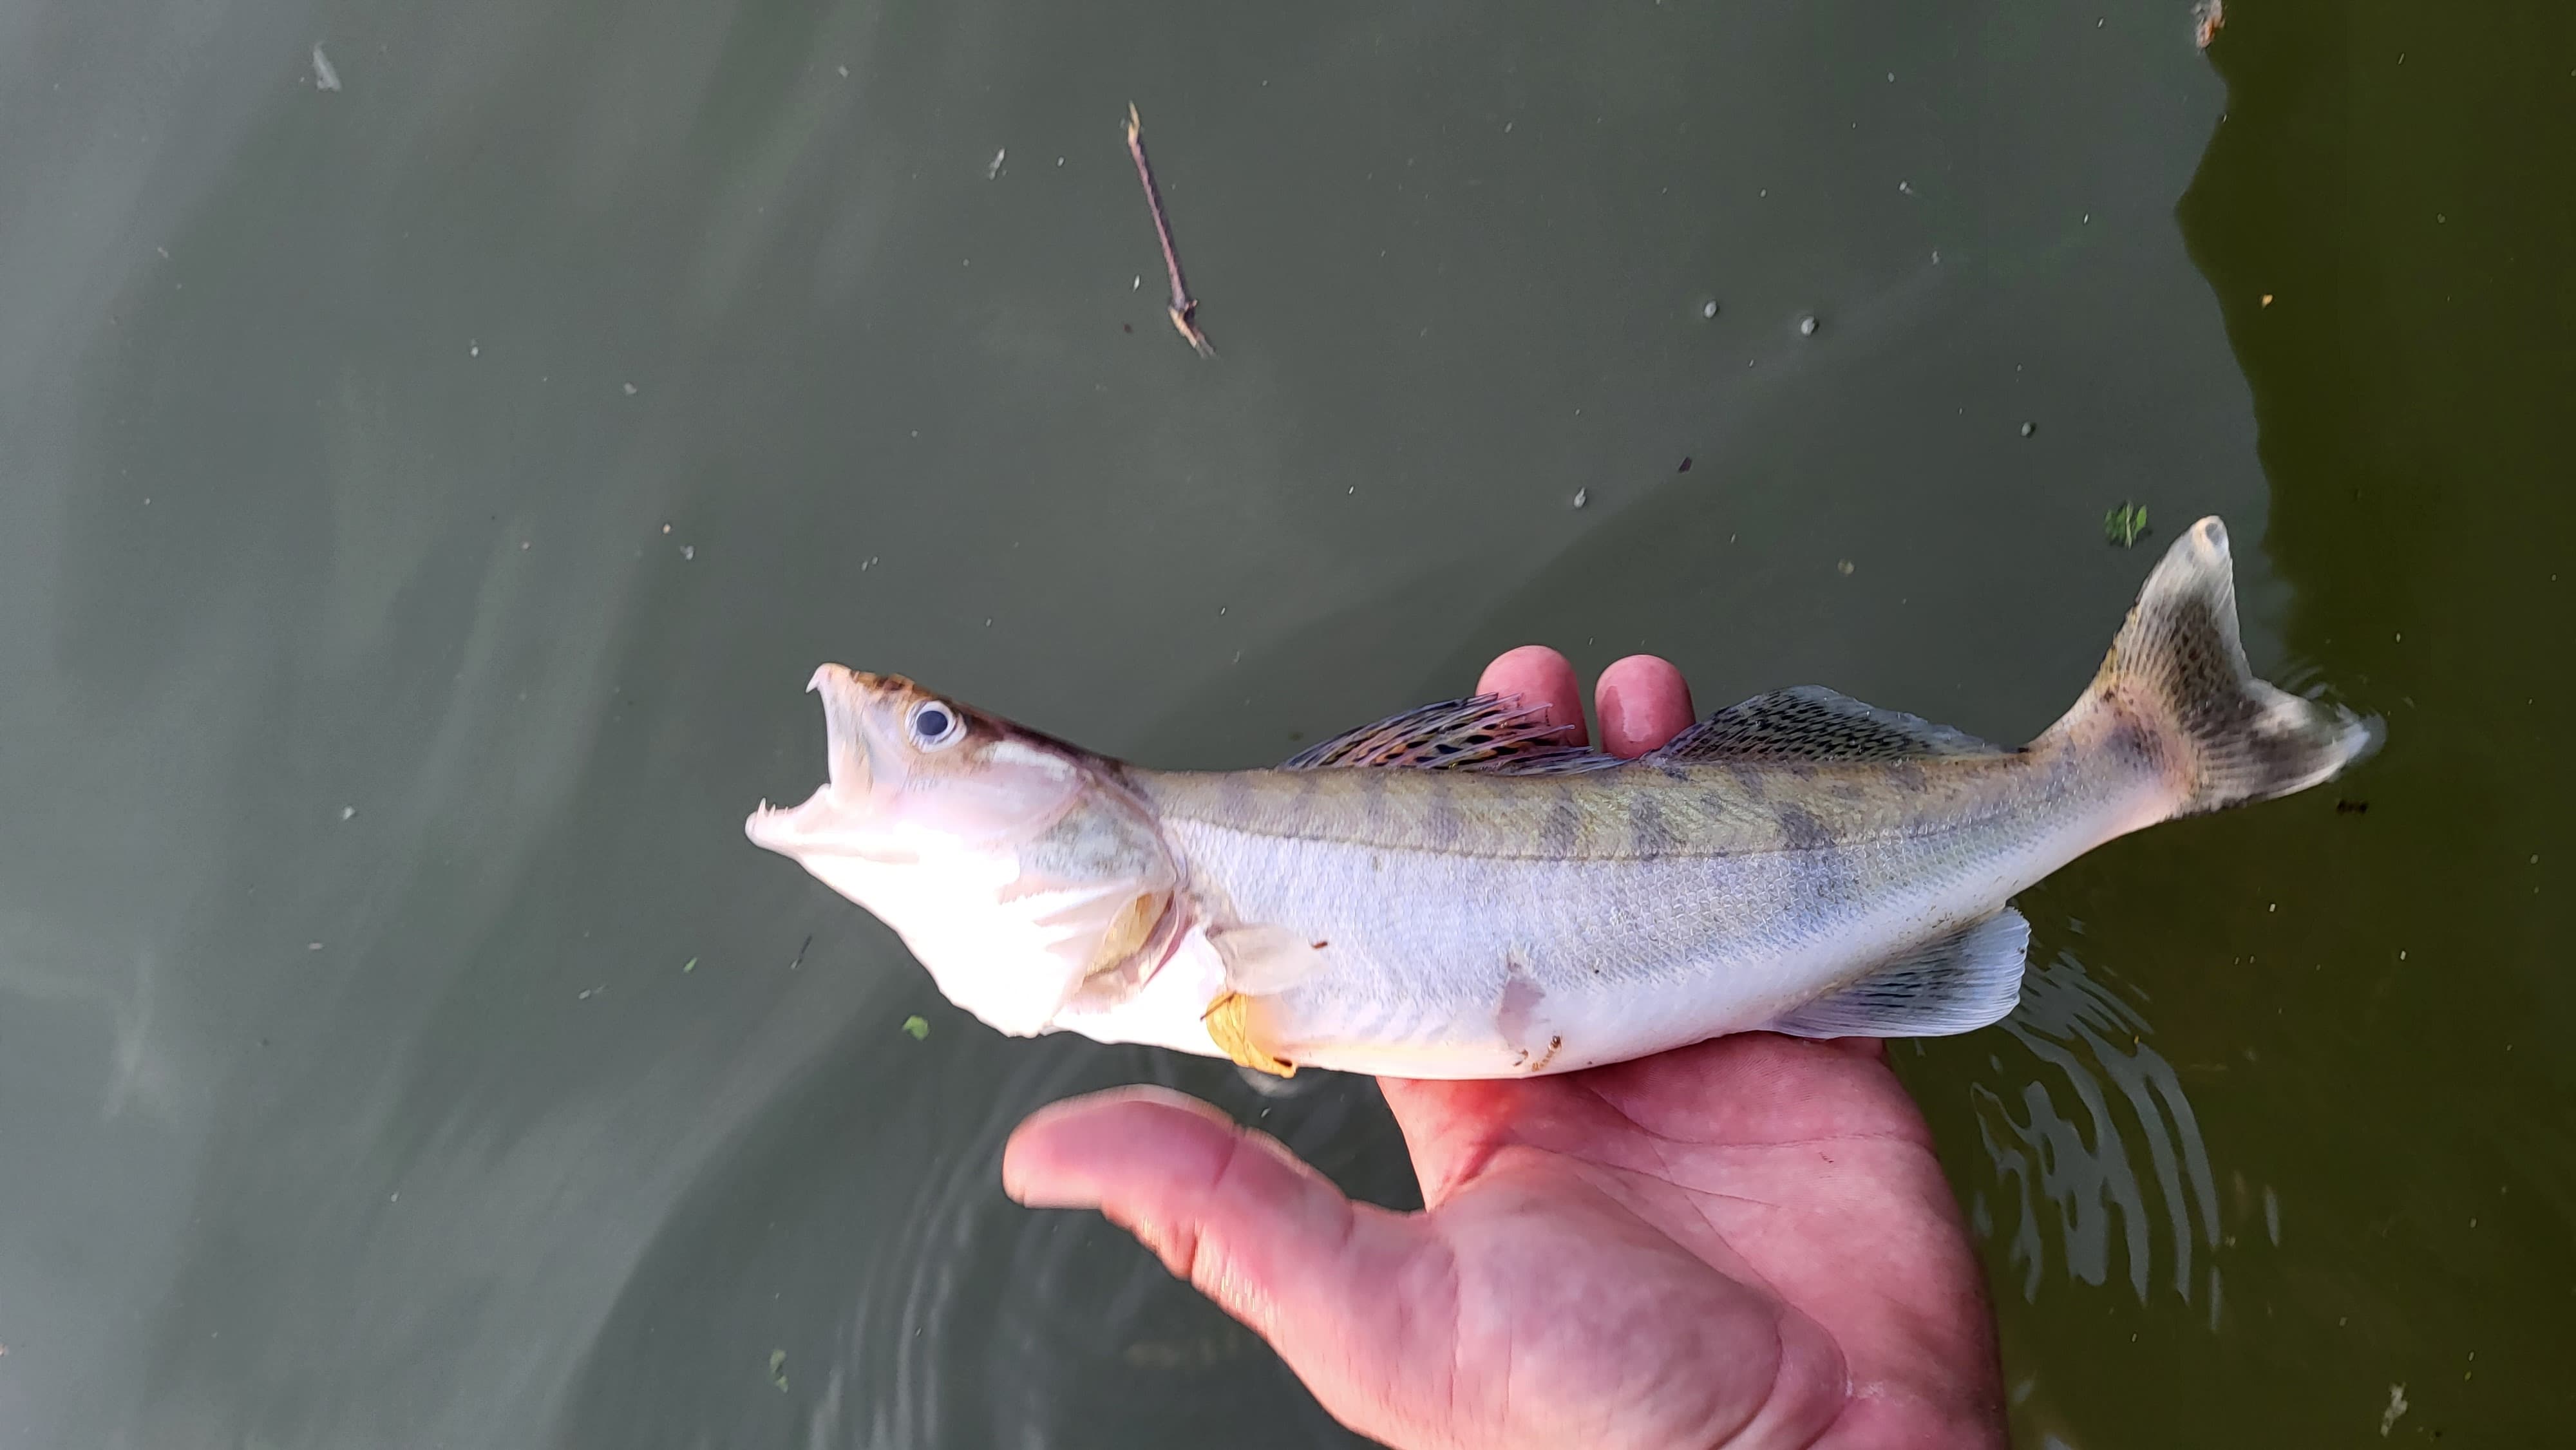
1206, 923, 1331, 994
1768, 909, 2031, 1039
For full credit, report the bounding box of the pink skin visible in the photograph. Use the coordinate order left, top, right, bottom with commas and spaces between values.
1003, 649, 2007, 1449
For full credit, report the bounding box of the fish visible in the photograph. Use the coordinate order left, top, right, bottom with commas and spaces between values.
744, 517, 2378, 1079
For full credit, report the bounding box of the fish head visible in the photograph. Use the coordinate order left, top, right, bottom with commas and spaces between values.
746, 666, 1178, 1035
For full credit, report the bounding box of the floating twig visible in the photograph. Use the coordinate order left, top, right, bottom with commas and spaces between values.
2193, 0, 2224, 49
1125, 104, 1215, 358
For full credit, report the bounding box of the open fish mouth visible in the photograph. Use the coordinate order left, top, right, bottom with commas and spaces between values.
807, 663, 886, 796
743, 665, 898, 859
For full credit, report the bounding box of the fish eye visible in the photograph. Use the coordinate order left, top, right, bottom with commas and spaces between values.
905, 699, 966, 751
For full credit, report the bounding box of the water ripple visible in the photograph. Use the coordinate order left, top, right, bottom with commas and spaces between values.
1964, 948, 2222, 1311
554, 1019, 1399, 1449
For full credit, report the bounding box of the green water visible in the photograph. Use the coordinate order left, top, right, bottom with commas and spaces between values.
1, 0, 2566, 1444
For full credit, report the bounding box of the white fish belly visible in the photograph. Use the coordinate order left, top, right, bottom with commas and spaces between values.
1164, 798, 2128, 1077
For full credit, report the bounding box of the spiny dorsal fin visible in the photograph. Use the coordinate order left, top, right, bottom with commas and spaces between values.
1647, 685, 2007, 766
1767, 909, 2030, 1039
1282, 694, 1624, 775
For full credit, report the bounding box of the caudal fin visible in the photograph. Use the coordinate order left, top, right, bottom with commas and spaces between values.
2065, 516, 2380, 817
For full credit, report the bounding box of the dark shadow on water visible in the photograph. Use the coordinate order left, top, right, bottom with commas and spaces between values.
1976, 3, 2576, 1443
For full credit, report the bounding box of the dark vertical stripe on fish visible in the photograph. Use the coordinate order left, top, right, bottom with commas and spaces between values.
1626, 792, 1681, 855
1422, 771, 1466, 846
1540, 782, 1583, 856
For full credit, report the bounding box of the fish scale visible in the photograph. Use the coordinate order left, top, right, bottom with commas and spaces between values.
745, 517, 2380, 1079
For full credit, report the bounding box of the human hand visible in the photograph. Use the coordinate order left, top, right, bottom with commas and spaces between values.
1003, 648, 2006, 1449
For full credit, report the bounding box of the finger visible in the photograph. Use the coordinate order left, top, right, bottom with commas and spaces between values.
1003, 1088, 1428, 1420
1595, 654, 1695, 757
1475, 645, 1586, 745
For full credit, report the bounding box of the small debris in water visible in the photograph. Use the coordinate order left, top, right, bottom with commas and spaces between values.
2020, 422, 2036, 437
769, 1349, 790, 1392
2336, 798, 2370, 814
2379, 1382, 2406, 1436
311, 44, 341, 92
1125, 105, 1215, 358
2194, 0, 2225, 48
621, 382, 638, 395
468, 341, 479, 358
1898, 180, 1913, 194
1122, 323, 1133, 333
1701, 299, 1718, 319
1836, 560, 1855, 576
987, 147, 1007, 180
2104, 501, 2151, 547
681, 957, 697, 974
836, 64, 849, 77
679, 544, 695, 561
902, 1015, 930, 1040
1571, 488, 1589, 509
577, 985, 604, 1000
1678, 457, 1692, 473
339, 805, 355, 821
1799, 315, 1818, 336
307, 942, 323, 952
2261, 294, 2275, 306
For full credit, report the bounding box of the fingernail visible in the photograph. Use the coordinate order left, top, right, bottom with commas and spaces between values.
1598, 681, 1638, 749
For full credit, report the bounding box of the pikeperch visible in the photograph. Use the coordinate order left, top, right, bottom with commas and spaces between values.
745, 518, 2378, 1078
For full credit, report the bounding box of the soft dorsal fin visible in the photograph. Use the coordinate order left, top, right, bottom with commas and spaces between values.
1646, 685, 2007, 766
1767, 909, 2029, 1039
1282, 694, 1624, 775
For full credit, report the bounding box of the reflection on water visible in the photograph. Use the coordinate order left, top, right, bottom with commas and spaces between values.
1964, 948, 2222, 1317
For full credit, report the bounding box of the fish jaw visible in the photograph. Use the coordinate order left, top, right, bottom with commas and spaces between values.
746, 666, 1186, 1038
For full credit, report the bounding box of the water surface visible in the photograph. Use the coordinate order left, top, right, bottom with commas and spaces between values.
1, 0, 2567, 1445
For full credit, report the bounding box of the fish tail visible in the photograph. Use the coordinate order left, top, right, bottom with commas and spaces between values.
2054, 516, 2380, 817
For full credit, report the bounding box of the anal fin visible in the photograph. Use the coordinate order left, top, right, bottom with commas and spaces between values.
1768, 909, 2030, 1039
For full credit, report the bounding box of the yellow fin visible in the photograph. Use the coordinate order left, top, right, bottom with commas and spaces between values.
1202, 990, 1295, 1078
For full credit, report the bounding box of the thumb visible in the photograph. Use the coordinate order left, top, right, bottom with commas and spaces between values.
1002, 1086, 1440, 1433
